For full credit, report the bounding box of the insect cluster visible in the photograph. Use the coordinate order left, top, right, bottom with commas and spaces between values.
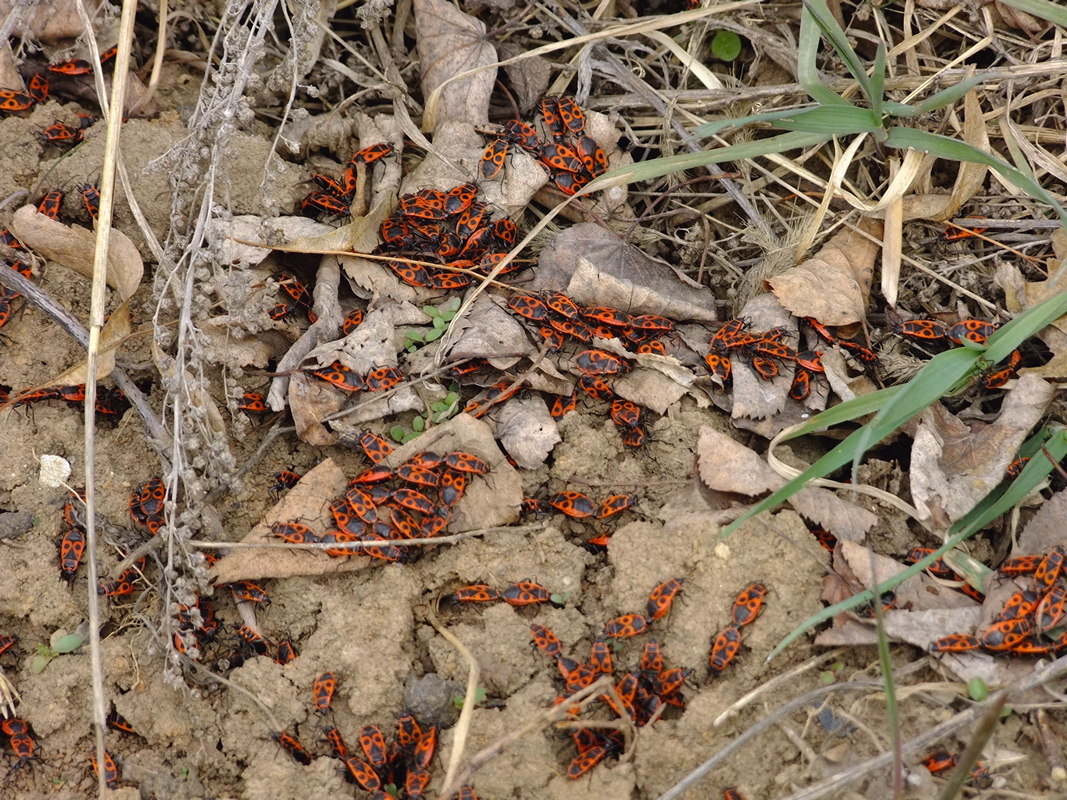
706, 316, 876, 402
299, 142, 394, 219
268, 449, 490, 565
929, 546, 1067, 656
894, 317, 1021, 390
271, 684, 480, 800
709, 583, 768, 673
478, 95, 608, 194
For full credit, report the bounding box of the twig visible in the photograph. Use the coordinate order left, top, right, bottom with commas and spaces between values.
75, 0, 139, 796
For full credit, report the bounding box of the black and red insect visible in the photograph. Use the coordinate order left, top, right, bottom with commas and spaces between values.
731, 583, 768, 627
928, 633, 981, 653
359, 431, 394, 464
575, 349, 630, 377
89, 747, 119, 787
709, 625, 742, 672
603, 613, 650, 638
229, 580, 270, 605
597, 493, 635, 519
647, 577, 684, 621
81, 183, 100, 220
480, 138, 509, 179
547, 490, 596, 519
453, 584, 499, 603
59, 526, 86, 581
312, 671, 338, 714
502, 581, 552, 607
272, 730, 313, 765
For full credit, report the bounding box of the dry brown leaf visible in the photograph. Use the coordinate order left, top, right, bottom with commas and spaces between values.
0, 0, 83, 41
613, 367, 688, 416
839, 540, 977, 612
12, 205, 143, 299
995, 259, 1067, 336
210, 459, 358, 583
533, 224, 717, 322
499, 45, 551, 113
442, 295, 535, 364
786, 487, 876, 543
288, 371, 341, 447
11, 205, 143, 385
766, 220, 882, 326
495, 396, 561, 469
382, 413, 522, 532
696, 427, 780, 495
696, 427, 877, 540
910, 375, 1054, 526
1017, 489, 1067, 556
414, 0, 497, 130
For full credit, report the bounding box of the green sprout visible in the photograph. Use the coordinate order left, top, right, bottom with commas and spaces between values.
390, 389, 462, 444
31, 632, 85, 674
404, 297, 461, 353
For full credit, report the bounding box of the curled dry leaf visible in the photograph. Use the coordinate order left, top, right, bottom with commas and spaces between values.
0, 0, 83, 42
909, 374, 1054, 526
995, 259, 1067, 337
209, 459, 357, 583
766, 219, 881, 326
11, 205, 143, 385
696, 427, 876, 541
494, 395, 561, 469
533, 223, 717, 323
382, 413, 522, 532
415, 0, 497, 130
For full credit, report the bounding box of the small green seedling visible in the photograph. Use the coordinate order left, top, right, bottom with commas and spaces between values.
404, 297, 462, 352
391, 390, 461, 444
711, 30, 742, 62
31, 632, 85, 674
453, 686, 488, 709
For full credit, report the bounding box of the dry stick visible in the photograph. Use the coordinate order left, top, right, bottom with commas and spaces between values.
0, 268, 167, 449
435, 675, 618, 799
1034, 709, 1067, 784
426, 611, 480, 798
774, 655, 1067, 800
74, 1, 138, 796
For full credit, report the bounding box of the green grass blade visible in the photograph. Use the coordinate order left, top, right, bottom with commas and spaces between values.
766, 426, 1067, 661
586, 131, 830, 191
695, 106, 820, 138
801, 0, 874, 104
981, 288, 1067, 363
915, 75, 986, 113
774, 105, 880, 135
884, 127, 1067, 227
721, 348, 978, 538
782, 386, 905, 442
797, 1, 849, 107
997, 0, 1067, 26
869, 44, 886, 118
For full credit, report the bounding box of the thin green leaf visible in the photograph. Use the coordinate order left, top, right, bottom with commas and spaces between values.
722, 349, 978, 538
851, 347, 981, 473
998, 0, 1067, 26
588, 131, 830, 191
981, 288, 1067, 363
884, 127, 1067, 226
801, 0, 874, 104
767, 426, 1067, 660
423, 305, 440, 318
797, 2, 849, 107
869, 43, 886, 118
694, 106, 821, 138
883, 101, 920, 118
774, 105, 880, 135
915, 75, 986, 113
782, 386, 904, 442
